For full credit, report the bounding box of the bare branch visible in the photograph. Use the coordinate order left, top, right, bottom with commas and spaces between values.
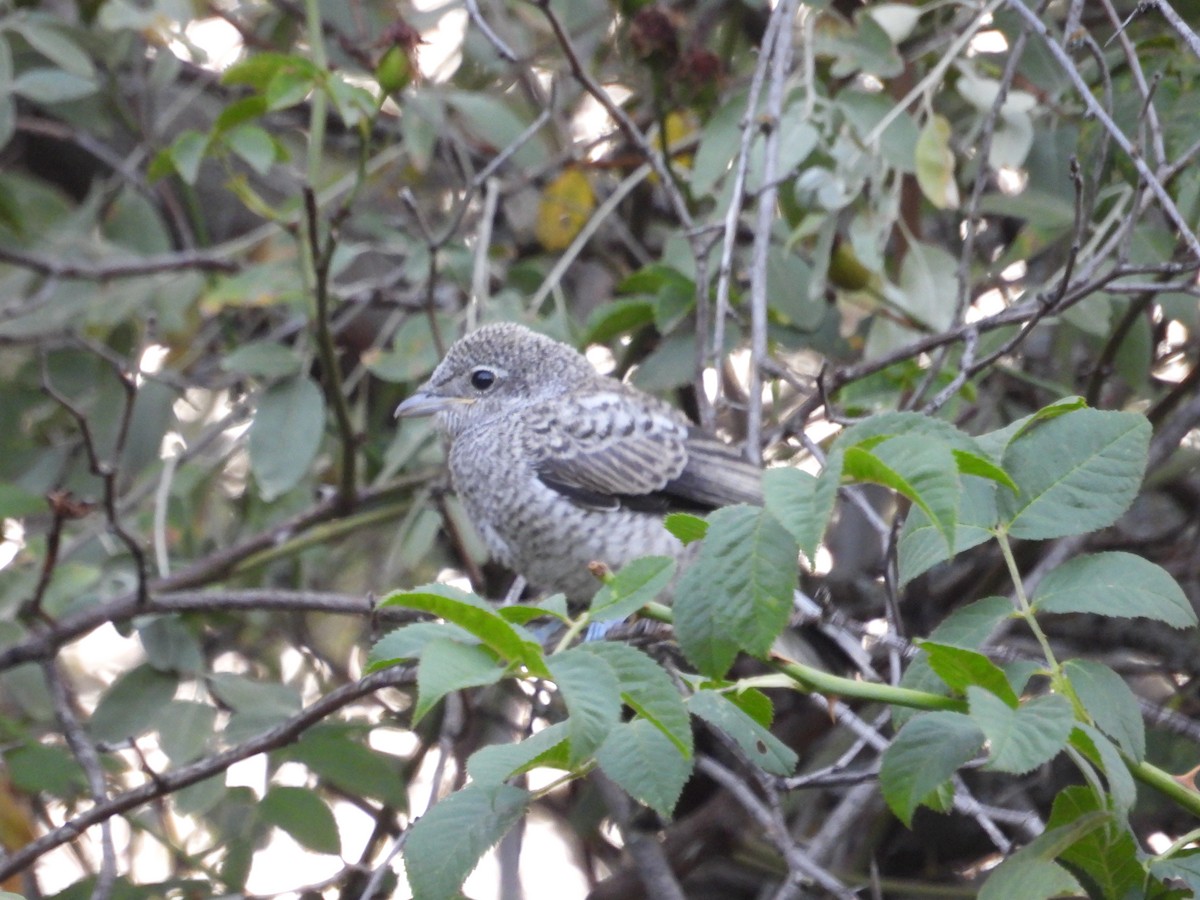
0, 666, 417, 883
0, 245, 238, 279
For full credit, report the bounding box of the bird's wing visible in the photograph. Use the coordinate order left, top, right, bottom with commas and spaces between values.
525, 391, 691, 507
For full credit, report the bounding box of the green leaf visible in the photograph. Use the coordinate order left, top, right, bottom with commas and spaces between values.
467, 722, 570, 785
844, 435, 959, 554
222, 52, 313, 89
596, 719, 692, 818
837, 410, 971, 448
157, 700, 217, 764
917, 641, 1019, 707
914, 113, 958, 209
725, 686, 775, 728
11, 67, 97, 103
365, 313, 457, 383
497, 593, 569, 625
835, 85, 918, 165
324, 74, 376, 126
404, 783, 530, 900
895, 241, 957, 332
763, 464, 839, 561
12, 20, 93, 77
367, 622, 477, 670
260, 786, 341, 854
978, 809, 1109, 900
579, 642, 693, 758
688, 690, 797, 776
589, 556, 676, 621
663, 512, 708, 544
995, 396, 1089, 449
690, 90, 745, 195
248, 374, 326, 501
898, 475, 998, 584
7, 742, 86, 798
767, 248, 821, 330
265, 67, 315, 111
897, 475, 998, 588
225, 124, 279, 175
998, 408, 1150, 539
221, 341, 302, 378
1046, 786, 1143, 900
175, 772, 226, 820
209, 673, 302, 744
214, 95, 269, 132
139, 616, 204, 675
951, 449, 1017, 492
968, 688, 1074, 774
547, 648, 622, 766
674, 506, 798, 677
208, 672, 301, 715
90, 664, 179, 743
879, 711, 984, 826
0, 483, 44, 518
444, 91, 546, 168
287, 727, 407, 808
1033, 551, 1196, 628
1064, 658, 1145, 761
1151, 848, 1200, 893
413, 639, 506, 724
380, 584, 546, 674
978, 857, 1084, 900
168, 130, 210, 185
582, 298, 655, 344
1070, 724, 1137, 820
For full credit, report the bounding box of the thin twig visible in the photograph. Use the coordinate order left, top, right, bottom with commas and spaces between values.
529, 0, 694, 229
465, 0, 518, 62
595, 775, 688, 900
0, 665, 418, 883
712, 4, 789, 397
1003, 0, 1200, 260
1152, 0, 1200, 58
0, 245, 238, 279
42, 661, 118, 900
697, 757, 857, 899
39, 348, 149, 605
746, 0, 798, 464
304, 186, 358, 510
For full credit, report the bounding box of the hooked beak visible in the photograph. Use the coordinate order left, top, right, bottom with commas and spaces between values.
394, 389, 469, 419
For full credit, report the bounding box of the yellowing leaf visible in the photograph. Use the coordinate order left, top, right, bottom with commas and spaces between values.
661, 109, 698, 169
915, 114, 959, 210
535, 168, 595, 251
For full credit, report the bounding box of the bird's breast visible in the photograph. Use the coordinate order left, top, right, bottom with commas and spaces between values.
445, 424, 682, 601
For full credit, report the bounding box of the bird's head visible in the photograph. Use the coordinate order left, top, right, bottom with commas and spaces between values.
395, 323, 600, 435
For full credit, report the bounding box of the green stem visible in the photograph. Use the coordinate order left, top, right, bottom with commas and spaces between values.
772, 660, 965, 712
298, 2, 355, 508
303, 0, 327, 187
553, 617, 590, 654
304, 188, 358, 510
1160, 825, 1200, 859
1131, 758, 1200, 819
995, 529, 1063, 681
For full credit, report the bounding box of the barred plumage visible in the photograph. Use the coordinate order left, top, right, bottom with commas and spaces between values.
396, 323, 763, 601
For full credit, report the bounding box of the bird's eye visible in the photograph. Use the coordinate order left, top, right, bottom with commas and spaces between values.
469, 368, 496, 391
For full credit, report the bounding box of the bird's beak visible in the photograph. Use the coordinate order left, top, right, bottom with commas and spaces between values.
394, 389, 468, 419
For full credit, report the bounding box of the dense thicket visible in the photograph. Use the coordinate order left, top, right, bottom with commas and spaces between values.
2, 0, 1200, 898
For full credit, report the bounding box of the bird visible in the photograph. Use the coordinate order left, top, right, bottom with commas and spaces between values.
394, 322, 763, 603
